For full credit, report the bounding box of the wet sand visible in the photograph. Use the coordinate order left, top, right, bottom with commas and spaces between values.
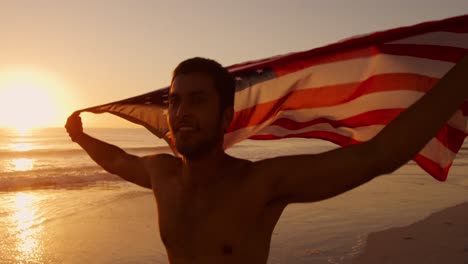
353, 202, 468, 264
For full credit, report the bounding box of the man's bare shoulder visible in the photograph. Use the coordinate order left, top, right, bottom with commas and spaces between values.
142, 153, 181, 178
144, 153, 179, 162
231, 157, 274, 188
225, 156, 253, 175
229, 155, 252, 167
248, 158, 279, 178
246, 157, 295, 199
224, 157, 283, 208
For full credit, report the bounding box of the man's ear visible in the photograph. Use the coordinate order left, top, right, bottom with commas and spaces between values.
222, 107, 234, 131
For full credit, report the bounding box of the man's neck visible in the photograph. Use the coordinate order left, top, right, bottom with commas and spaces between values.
181, 146, 229, 183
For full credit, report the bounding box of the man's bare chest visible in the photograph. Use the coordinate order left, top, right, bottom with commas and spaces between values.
153, 175, 267, 254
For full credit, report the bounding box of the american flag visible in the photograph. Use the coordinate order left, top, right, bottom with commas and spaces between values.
79, 14, 468, 181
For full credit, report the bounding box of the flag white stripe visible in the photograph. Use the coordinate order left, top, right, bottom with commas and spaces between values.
258, 123, 384, 142
273, 90, 424, 121
234, 55, 454, 111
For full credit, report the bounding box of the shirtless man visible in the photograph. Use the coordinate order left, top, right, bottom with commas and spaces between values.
66, 56, 468, 264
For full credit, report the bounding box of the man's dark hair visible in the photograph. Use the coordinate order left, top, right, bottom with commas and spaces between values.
172, 57, 235, 111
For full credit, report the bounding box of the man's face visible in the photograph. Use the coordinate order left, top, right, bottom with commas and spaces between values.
167, 72, 229, 158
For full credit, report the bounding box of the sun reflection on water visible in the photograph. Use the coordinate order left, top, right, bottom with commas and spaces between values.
10, 158, 35, 171
10, 142, 33, 152
9, 127, 34, 151
12, 192, 44, 262
15, 127, 32, 137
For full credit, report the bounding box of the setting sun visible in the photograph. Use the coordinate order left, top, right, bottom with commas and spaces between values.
0, 67, 73, 130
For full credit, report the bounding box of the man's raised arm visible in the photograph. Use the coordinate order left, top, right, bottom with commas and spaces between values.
254, 56, 468, 204
65, 113, 153, 189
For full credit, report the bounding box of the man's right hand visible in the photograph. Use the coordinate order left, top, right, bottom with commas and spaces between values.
65, 112, 84, 142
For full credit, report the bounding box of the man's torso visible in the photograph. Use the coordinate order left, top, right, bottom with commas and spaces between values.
146, 154, 286, 264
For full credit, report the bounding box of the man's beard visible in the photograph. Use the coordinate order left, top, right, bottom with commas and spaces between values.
175, 119, 223, 160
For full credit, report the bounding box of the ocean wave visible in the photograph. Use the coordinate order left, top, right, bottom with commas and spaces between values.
0, 146, 171, 158
0, 168, 123, 192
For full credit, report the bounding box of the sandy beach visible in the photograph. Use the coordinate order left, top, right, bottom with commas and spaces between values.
1, 133, 467, 263
0, 176, 467, 263
353, 202, 468, 264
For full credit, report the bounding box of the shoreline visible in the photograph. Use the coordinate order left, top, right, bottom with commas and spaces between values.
352, 201, 468, 264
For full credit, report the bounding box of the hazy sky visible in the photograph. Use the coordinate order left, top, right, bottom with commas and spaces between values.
1, 0, 467, 127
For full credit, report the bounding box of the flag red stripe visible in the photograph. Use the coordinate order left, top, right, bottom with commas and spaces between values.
249, 130, 362, 146
231, 35, 467, 76
434, 125, 467, 153
444, 23, 468, 33
229, 73, 438, 131
271, 47, 378, 77
413, 154, 451, 181
271, 109, 403, 129
462, 101, 468, 116
230, 15, 468, 76
272, 44, 463, 77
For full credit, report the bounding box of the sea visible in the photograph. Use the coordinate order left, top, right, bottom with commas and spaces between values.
0, 127, 467, 263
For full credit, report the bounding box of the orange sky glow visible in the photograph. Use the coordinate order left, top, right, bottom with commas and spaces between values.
1, 1, 467, 129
